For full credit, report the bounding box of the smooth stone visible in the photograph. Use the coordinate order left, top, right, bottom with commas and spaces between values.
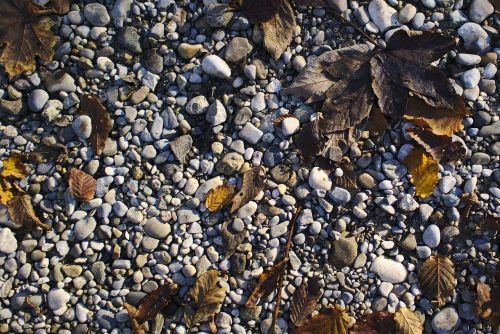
206, 3, 234, 28
368, 0, 400, 32
330, 187, 351, 205
457, 23, 491, 54
74, 217, 97, 240
170, 135, 192, 164
47, 289, 70, 311
432, 307, 460, 334
177, 43, 202, 59
329, 237, 358, 267
216, 152, 244, 175
422, 224, 440, 248
0, 228, 17, 253
84, 3, 111, 26
111, 0, 132, 28
469, 0, 494, 23
186, 96, 209, 115
177, 208, 200, 224
117, 27, 142, 54
144, 218, 171, 239
479, 121, 500, 136
281, 117, 300, 136
399, 234, 417, 251
239, 123, 263, 144
398, 4, 416, 23
206, 100, 227, 126
28, 89, 49, 112
225, 37, 253, 63
202, 55, 231, 78
72, 115, 92, 139
309, 167, 332, 191
461, 68, 481, 89
370, 256, 407, 283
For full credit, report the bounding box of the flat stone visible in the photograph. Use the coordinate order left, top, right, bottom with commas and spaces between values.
370, 256, 407, 283
225, 37, 253, 63
0, 228, 17, 253
329, 237, 357, 268
144, 218, 171, 239
84, 3, 110, 26
170, 135, 192, 164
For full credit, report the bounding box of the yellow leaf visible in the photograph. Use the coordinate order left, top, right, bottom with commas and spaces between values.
403, 147, 439, 198
1, 155, 29, 179
394, 308, 423, 334
205, 184, 236, 212
0, 179, 13, 205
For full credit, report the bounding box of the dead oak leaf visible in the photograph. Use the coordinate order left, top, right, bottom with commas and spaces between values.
241, 0, 284, 23
230, 167, 265, 214
290, 276, 322, 327
8, 191, 51, 231
262, 0, 295, 60
133, 283, 179, 324
0, 0, 61, 77
403, 147, 439, 198
417, 255, 456, 307
67, 169, 97, 202
292, 304, 350, 334
406, 125, 466, 163
205, 184, 236, 212
184, 270, 226, 328
245, 258, 288, 308
79, 94, 113, 156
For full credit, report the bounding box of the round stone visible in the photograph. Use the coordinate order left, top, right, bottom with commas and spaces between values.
202, 55, 231, 78
72, 115, 92, 139
84, 3, 111, 26
423, 224, 440, 248
28, 89, 49, 112
370, 256, 407, 283
308, 167, 332, 191
432, 307, 460, 334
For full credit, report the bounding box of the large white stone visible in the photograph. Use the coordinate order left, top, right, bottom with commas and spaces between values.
368, 0, 400, 32
308, 167, 332, 192
0, 228, 17, 253
370, 256, 407, 283
202, 55, 231, 78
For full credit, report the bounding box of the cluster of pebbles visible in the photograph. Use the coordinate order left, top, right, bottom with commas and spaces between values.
0, 0, 498, 333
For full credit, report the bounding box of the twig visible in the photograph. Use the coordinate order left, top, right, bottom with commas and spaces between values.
326, 8, 381, 49
269, 203, 304, 334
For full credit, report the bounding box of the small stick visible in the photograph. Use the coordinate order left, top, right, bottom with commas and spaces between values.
326, 8, 381, 49
269, 203, 304, 334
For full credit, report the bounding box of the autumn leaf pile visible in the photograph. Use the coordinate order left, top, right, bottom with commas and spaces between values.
284, 30, 469, 197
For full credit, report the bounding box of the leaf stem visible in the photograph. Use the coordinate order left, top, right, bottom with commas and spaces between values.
269, 203, 304, 334
326, 8, 381, 49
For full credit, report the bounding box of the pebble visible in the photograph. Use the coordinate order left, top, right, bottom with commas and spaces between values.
0, 228, 17, 253
74, 217, 97, 240
461, 68, 481, 89
368, 0, 400, 32
469, 0, 494, 23
457, 23, 491, 54
309, 167, 332, 191
47, 289, 70, 315
84, 3, 111, 26
330, 187, 351, 205
439, 176, 456, 194
329, 237, 358, 267
206, 100, 227, 126
398, 4, 416, 23
143, 218, 171, 239
202, 55, 231, 78
239, 123, 263, 144
422, 224, 440, 248
28, 89, 49, 112
73, 115, 92, 139
432, 307, 460, 334
281, 117, 300, 136
186, 96, 209, 115
370, 256, 407, 283
225, 37, 253, 63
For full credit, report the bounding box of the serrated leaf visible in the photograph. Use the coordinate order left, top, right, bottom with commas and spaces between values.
79, 94, 113, 156
290, 276, 322, 327
1, 154, 29, 179
230, 167, 265, 214
26, 143, 67, 164
351, 311, 396, 334
417, 255, 456, 307
394, 308, 423, 334
124, 303, 146, 334
406, 125, 466, 163
403, 147, 439, 198
292, 304, 350, 334
67, 169, 97, 202
241, 0, 283, 23
205, 184, 236, 212
0, 178, 13, 205
333, 159, 358, 192
261, 0, 295, 60
134, 283, 179, 324
8, 192, 51, 231
0, 0, 62, 77
245, 258, 288, 308
184, 270, 226, 328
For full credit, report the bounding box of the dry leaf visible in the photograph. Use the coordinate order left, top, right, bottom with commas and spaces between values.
0, 178, 13, 205
333, 159, 358, 191
273, 114, 297, 127
205, 184, 236, 212
403, 147, 439, 198
26, 143, 67, 164
290, 276, 322, 327
80, 94, 113, 156
351, 311, 396, 334
1, 154, 29, 179
241, 0, 284, 23
221, 221, 245, 257
365, 106, 388, 136
184, 270, 226, 328
262, 0, 295, 60
245, 258, 288, 308
230, 167, 265, 214
406, 125, 466, 163
394, 308, 423, 334
0, 0, 61, 77
67, 169, 97, 202
478, 214, 500, 231
417, 255, 456, 307
134, 283, 179, 324
8, 192, 51, 231
124, 303, 146, 334
292, 304, 350, 334
404, 96, 468, 137
474, 282, 500, 327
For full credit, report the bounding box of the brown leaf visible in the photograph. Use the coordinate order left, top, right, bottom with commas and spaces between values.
406, 125, 466, 163
262, 0, 295, 60
393, 308, 423, 334
292, 304, 350, 334
0, 0, 60, 77
245, 258, 288, 308
417, 255, 456, 307
241, 0, 284, 23
25, 143, 68, 164
282, 44, 371, 104
294, 0, 328, 7
79, 94, 113, 156
28, 0, 70, 15
205, 184, 236, 212
295, 119, 324, 162
134, 283, 179, 324
221, 221, 246, 256
403, 147, 439, 198
67, 169, 97, 202
474, 282, 500, 327
404, 96, 468, 137
364, 311, 397, 334
230, 167, 265, 214
8, 191, 51, 231
365, 106, 388, 136
290, 276, 322, 327
124, 303, 146, 334
184, 270, 226, 328
385, 30, 456, 65
333, 159, 358, 191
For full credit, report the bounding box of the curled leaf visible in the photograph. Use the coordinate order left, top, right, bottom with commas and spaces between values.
80, 94, 113, 156
406, 125, 466, 163
262, 0, 295, 60
290, 276, 322, 327
124, 303, 146, 334
230, 167, 265, 214
0, 178, 13, 205
67, 169, 97, 202
403, 147, 439, 198
292, 304, 350, 334
394, 308, 423, 334
134, 283, 179, 324
184, 270, 226, 328
205, 184, 236, 212
245, 258, 288, 308
417, 255, 456, 307
8, 191, 51, 231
